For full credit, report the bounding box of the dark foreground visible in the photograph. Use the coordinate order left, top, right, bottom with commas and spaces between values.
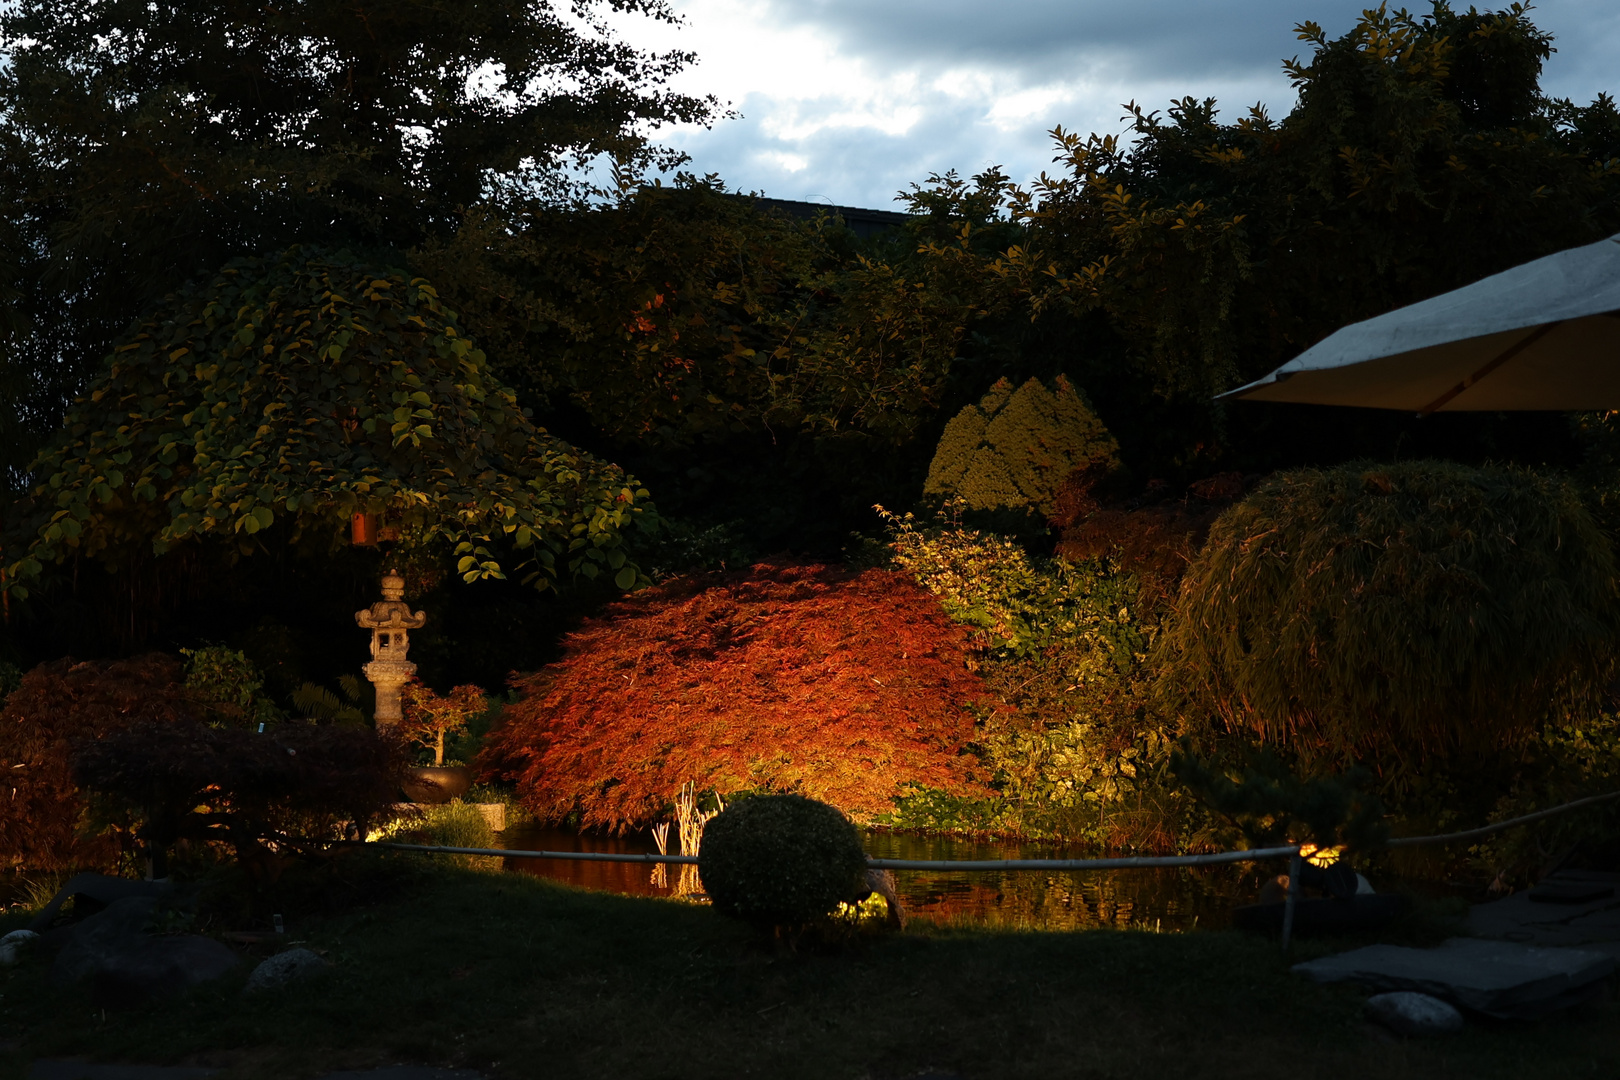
3, 859, 1615, 1080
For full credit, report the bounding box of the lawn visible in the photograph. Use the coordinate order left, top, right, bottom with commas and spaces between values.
2, 857, 1615, 1080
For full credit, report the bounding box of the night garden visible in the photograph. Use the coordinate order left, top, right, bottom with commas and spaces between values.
2, 2, 1620, 1077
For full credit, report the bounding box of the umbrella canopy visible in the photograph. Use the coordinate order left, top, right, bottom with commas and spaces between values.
1222, 233, 1620, 413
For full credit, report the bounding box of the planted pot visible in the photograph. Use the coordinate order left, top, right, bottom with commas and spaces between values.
402, 766, 472, 804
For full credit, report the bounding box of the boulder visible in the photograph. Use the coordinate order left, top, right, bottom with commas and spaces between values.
50, 897, 239, 1009
0, 928, 38, 966
27, 873, 174, 934
245, 947, 329, 993
1364, 991, 1465, 1037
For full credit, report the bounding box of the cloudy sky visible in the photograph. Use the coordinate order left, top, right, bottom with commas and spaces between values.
613, 0, 1620, 210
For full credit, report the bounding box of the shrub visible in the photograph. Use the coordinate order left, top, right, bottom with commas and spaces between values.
698, 794, 868, 930
881, 505, 1145, 667
1157, 460, 1620, 764
182, 646, 280, 728
880, 509, 1190, 848
478, 561, 993, 830
0, 654, 195, 871
923, 376, 1120, 520
74, 719, 407, 880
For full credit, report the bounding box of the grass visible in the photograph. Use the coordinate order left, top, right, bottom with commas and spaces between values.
1, 855, 1616, 1080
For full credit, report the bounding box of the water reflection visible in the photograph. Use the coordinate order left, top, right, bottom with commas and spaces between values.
501, 823, 1249, 932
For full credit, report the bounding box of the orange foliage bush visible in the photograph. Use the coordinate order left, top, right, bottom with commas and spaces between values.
0, 654, 195, 871
479, 561, 994, 830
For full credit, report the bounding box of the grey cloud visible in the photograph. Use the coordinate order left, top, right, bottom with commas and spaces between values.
662, 1, 1620, 207
756, 1, 1369, 86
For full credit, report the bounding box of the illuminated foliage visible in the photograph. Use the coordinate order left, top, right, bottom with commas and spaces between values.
478, 562, 994, 830
0, 0, 716, 474
923, 376, 1120, 519
5, 251, 656, 596
399, 680, 489, 767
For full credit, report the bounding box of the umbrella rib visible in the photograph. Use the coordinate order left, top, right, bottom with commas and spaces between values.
1416, 321, 1562, 416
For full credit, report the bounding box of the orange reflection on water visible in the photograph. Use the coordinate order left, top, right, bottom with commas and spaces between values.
501, 824, 1247, 932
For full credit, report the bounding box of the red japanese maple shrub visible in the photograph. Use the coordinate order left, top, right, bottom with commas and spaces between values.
480, 561, 994, 830
0, 654, 195, 871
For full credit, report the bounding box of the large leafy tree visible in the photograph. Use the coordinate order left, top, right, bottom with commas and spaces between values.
0, 0, 716, 481
416, 173, 1017, 551
982, 3, 1620, 474
419, 173, 1009, 451
5, 251, 657, 599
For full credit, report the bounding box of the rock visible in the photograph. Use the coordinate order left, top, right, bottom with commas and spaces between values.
27, 873, 174, 934
1356, 873, 1375, 895
0, 928, 38, 966
244, 947, 328, 993
49, 897, 238, 1009
1293, 936, 1615, 1019
1364, 991, 1465, 1037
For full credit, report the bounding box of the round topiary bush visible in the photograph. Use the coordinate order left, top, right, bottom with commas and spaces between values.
698, 794, 869, 930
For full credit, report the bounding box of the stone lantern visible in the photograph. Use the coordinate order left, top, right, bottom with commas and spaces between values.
356, 569, 427, 729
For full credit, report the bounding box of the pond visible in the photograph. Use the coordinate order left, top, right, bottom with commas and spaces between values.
499, 822, 1260, 932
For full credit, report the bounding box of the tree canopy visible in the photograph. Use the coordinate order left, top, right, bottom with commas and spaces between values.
979, 2, 1620, 472
0, 0, 716, 480
5, 251, 656, 597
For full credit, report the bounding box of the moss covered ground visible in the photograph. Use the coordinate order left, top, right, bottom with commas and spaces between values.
2, 858, 1615, 1080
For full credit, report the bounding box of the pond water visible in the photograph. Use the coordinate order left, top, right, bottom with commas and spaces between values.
499, 823, 1259, 932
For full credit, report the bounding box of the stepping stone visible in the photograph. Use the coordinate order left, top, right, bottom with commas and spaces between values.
1467, 871, 1620, 957
1293, 936, 1615, 1018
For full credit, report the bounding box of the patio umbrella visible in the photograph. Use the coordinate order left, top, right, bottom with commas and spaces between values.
1221, 233, 1620, 413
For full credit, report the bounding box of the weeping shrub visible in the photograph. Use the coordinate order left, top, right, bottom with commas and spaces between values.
1156, 460, 1620, 763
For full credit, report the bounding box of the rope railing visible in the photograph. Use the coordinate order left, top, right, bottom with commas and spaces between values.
375, 787, 1620, 868
372, 787, 1620, 951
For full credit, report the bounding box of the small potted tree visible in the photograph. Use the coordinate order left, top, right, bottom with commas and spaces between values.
398, 680, 487, 803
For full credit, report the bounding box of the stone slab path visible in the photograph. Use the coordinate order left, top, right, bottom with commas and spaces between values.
1465, 870, 1620, 958
1293, 935, 1615, 1018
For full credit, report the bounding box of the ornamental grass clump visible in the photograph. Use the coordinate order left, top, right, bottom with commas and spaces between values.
1157, 460, 1620, 764
698, 795, 868, 934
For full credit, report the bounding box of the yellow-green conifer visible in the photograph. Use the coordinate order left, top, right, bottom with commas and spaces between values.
924, 376, 1119, 518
